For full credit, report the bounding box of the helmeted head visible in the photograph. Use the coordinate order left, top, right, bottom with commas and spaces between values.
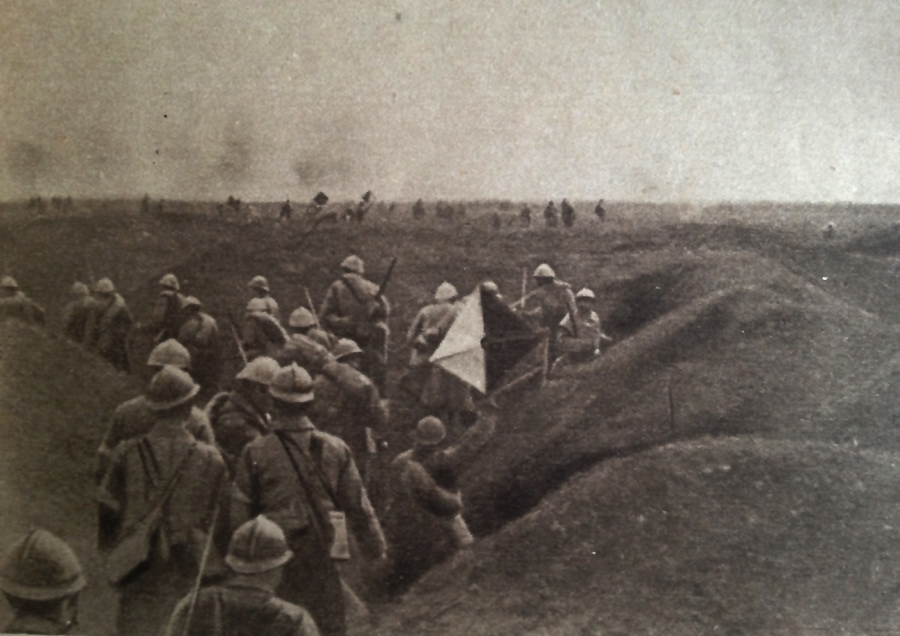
247, 276, 270, 294
246, 298, 269, 314
575, 288, 595, 303
434, 282, 458, 303
236, 356, 279, 386
340, 255, 364, 275
147, 339, 191, 371
0, 275, 18, 290
288, 307, 316, 330
145, 365, 200, 412
0, 529, 86, 602
269, 363, 314, 404
159, 273, 180, 291
93, 278, 116, 296
225, 516, 293, 575
333, 338, 363, 365
533, 264, 556, 280
180, 296, 201, 312
70, 282, 89, 298
415, 416, 446, 447
480, 281, 500, 296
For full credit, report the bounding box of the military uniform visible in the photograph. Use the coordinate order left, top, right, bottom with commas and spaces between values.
178, 309, 221, 401
152, 289, 185, 342
0, 291, 46, 325
521, 279, 577, 361
232, 414, 385, 636
383, 413, 494, 595
319, 272, 390, 392
85, 292, 133, 371
98, 416, 227, 636
559, 308, 603, 360
242, 308, 287, 360
206, 391, 271, 474
63, 288, 94, 342
543, 201, 558, 227
97, 396, 215, 477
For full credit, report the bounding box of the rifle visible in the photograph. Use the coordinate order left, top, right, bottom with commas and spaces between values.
228, 318, 248, 366
376, 257, 397, 299
304, 287, 321, 330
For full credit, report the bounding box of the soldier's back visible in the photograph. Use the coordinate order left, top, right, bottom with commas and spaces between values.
167, 584, 319, 636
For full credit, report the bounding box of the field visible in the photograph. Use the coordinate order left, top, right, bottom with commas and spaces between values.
3, 199, 900, 634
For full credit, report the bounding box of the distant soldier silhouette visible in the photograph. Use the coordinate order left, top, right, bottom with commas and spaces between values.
85, 278, 133, 372
543, 201, 558, 227
491, 212, 502, 231
0, 276, 45, 325
63, 281, 94, 343
279, 199, 293, 221
594, 198, 606, 222
519, 205, 532, 227
354, 190, 373, 224
560, 199, 576, 228
412, 199, 426, 220
150, 273, 185, 343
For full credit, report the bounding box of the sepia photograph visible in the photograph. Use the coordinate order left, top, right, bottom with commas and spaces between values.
2, 1, 900, 634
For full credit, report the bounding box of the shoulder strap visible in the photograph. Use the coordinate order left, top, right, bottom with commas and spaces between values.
340, 275, 370, 307
136, 441, 196, 526
273, 432, 333, 543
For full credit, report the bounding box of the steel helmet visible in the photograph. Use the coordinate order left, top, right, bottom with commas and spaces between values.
93, 278, 116, 294
269, 363, 314, 404
340, 255, 364, 275
247, 276, 270, 293
415, 416, 446, 447
575, 288, 595, 300
434, 282, 458, 302
333, 338, 363, 361
180, 295, 201, 310
533, 264, 555, 279
246, 298, 268, 313
145, 365, 200, 411
225, 516, 293, 575
0, 529, 86, 601
288, 307, 316, 329
480, 281, 499, 295
0, 276, 18, 290
147, 339, 191, 370
71, 281, 89, 297
235, 356, 280, 385
159, 273, 180, 290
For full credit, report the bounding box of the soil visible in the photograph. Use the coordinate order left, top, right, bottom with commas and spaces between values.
2, 201, 900, 634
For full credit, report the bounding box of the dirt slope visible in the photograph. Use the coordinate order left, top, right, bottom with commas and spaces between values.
0, 321, 140, 634
375, 437, 900, 635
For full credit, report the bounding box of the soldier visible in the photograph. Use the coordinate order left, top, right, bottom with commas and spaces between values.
543, 201, 558, 227
163, 515, 320, 636
319, 255, 390, 393
309, 339, 388, 485
559, 288, 612, 362
560, 198, 576, 228
0, 529, 87, 635
405, 283, 474, 428
518, 264, 578, 363
150, 273, 185, 343
232, 364, 386, 636
84, 277, 133, 372
0, 275, 45, 325
280, 198, 293, 222
98, 365, 228, 636
247, 276, 281, 322
412, 198, 426, 220
205, 356, 280, 474
178, 296, 221, 402
519, 205, 531, 227
96, 339, 216, 482
383, 411, 495, 596
285, 307, 335, 351
594, 198, 606, 222
242, 298, 287, 361
62, 281, 94, 343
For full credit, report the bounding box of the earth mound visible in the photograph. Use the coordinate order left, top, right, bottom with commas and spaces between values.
0, 320, 139, 633
376, 436, 900, 635
464, 248, 900, 533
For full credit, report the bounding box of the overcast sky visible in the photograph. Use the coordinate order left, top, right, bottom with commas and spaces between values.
2, 0, 898, 203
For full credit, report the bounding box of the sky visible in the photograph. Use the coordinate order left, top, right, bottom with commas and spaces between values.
1, 0, 899, 203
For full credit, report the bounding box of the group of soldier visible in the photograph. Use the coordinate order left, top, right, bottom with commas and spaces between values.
0, 254, 610, 636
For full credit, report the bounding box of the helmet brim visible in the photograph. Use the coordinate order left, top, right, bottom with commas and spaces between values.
269, 388, 314, 404
225, 550, 293, 574
0, 572, 86, 601
146, 383, 201, 411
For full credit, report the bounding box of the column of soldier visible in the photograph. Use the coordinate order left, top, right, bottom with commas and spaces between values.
0, 256, 610, 636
